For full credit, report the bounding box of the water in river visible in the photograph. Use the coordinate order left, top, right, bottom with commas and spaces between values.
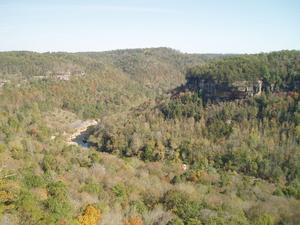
72, 131, 90, 148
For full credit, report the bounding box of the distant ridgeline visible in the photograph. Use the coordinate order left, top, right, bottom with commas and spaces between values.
184, 50, 300, 101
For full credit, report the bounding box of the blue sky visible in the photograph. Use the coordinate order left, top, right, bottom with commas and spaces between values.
0, 0, 299, 53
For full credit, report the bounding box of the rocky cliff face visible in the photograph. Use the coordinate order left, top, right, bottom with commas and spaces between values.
185, 76, 263, 101
183, 51, 300, 101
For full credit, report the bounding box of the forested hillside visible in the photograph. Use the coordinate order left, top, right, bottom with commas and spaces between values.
0, 48, 215, 91
0, 49, 300, 225
0, 48, 217, 118
88, 50, 300, 224
186, 50, 300, 90
0, 48, 220, 224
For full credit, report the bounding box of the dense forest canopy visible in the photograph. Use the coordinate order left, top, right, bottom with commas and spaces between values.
186, 51, 300, 90
0, 48, 217, 119
0, 49, 300, 225
0, 48, 216, 90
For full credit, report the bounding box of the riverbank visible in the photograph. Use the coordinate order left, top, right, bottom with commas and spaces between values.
66, 119, 98, 147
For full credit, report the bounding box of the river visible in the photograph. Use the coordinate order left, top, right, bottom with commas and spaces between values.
66, 119, 98, 148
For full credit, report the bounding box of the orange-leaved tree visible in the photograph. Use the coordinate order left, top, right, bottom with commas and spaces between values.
123, 216, 144, 225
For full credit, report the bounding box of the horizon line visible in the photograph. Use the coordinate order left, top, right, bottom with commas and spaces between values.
0, 47, 299, 55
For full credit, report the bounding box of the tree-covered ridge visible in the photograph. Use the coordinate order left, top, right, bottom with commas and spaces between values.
81, 48, 217, 91
0, 48, 218, 119
186, 50, 300, 90
0, 51, 91, 78
0, 48, 219, 92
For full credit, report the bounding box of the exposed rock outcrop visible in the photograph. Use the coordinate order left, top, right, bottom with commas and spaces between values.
185, 76, 263, 101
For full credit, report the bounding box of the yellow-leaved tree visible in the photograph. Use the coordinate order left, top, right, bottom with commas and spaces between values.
78, 205, 101, 225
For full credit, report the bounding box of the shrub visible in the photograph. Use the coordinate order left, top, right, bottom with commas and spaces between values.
112, 183, 128, 201
24, 173, 46, 188
141, 144, 155, 162
41, 154, 58, 173
16, 190, 44, 225
130, 200, 148, 214
47, 181, 68, 201
44, 181, 72, 222
186, 218, 203, 225
0, 144, 6, 153
45, 197, 71, 219
206, 119, 233, 140
10, 143, 25, 160
283, 181, 300, 199
163, 190, 202, 222
167, 218, 184, 225
80, 181, 103, 195
253, 214, 275, 225
88, 151, 102, 164
0, 190, 15, 205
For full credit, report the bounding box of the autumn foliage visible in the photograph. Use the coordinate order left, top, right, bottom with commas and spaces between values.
123, 216, 144, 225
78, 205, 101, 225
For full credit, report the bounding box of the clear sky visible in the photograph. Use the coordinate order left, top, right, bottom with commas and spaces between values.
0, 0, 299, 53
